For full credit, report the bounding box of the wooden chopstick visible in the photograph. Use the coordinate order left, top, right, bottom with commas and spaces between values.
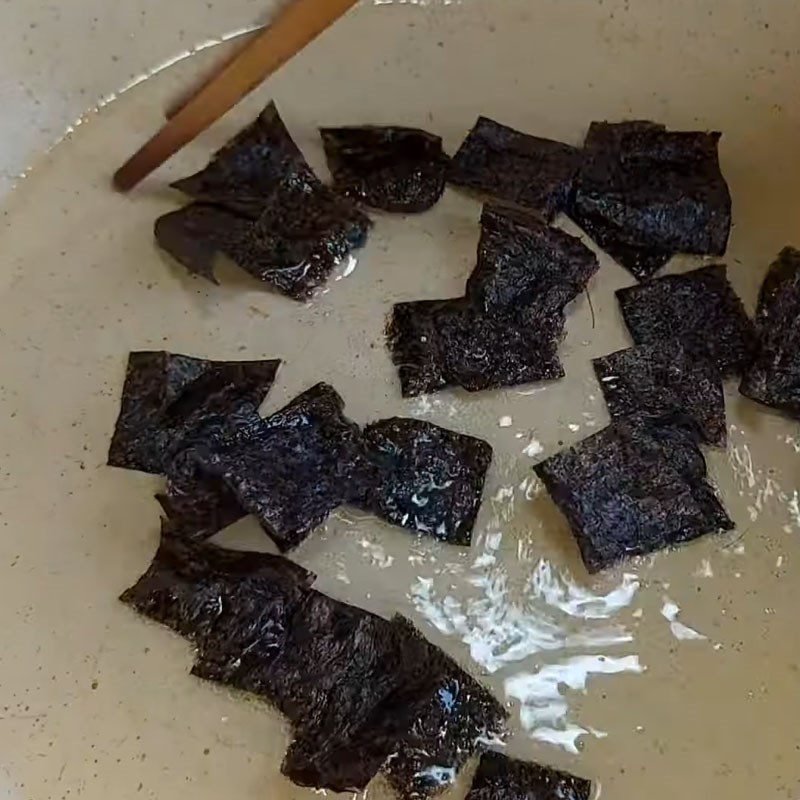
113, 0, 360, 192
164, 30, 260, 121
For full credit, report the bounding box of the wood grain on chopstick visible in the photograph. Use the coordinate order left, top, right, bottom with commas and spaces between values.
113, 0, 360, 192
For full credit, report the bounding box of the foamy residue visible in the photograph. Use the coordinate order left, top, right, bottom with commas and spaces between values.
726, 428, 800, 531
530, 561, 639, 619
360, 538, 394, 569
408, 454, 647, 753
661, 598, 706, 641
410, 559, 637, 675
504, 655, 644, 754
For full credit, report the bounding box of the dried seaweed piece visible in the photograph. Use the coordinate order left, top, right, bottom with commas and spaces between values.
169, 383, 376, 552
740, 246, 800, 419
281, 616, 507, 799
465, 751, 591, 800
156, 472, 244, 541
192, 587, 399, 729
107, 351, 280, 475
388, 298, 565, 397
276, 611, 424, 792
380, 637, 508, 800
120, 524, 314, 642
568, 209, 673, 280
449, 116, 581, 220
321, 126, 448, 213
593, 341, 726, 446
171, 102, 315, 218
534, 422, 733, 573
616, 264, 755, 377
467, 203, 599, 316
155, 187, 370, 300
123, 533, 506, 797
159, 103, 371, 299
362, 418, 492, 545
570, 121, 731, 279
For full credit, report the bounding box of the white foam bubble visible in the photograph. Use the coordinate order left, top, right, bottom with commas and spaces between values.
505, 655, 643, 754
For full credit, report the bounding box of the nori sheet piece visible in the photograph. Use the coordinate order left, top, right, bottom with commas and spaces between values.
467, 203, 599, 317
567, 209, 673, 281
387, 202, 599, 397
119, 523, 315, 642
156, 472, 244, 541
570, 121, 732, 280
388, 298, 565, 397
167, 383, 376, 552
159, 102, 371, 300
281, 615, 506, 798
107, 351, 280, 475
534, 422, 733, 573
449, 116, 582, 220
740, 246, 800, 419
155, 187, 370, 301
361, 418, 493, 545
122, 535, 507, 797
593, 340, 727, 447
616, 264, 755, 377
465, 751, 592, 800
170, 101, 316, 219
321, 126, 448, 213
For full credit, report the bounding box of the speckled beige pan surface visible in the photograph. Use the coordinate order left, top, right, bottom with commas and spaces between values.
1, 1, 799, 799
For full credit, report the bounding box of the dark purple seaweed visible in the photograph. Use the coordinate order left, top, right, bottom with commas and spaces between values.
159, 103, 371, 300
593, 340, 727, 447
156, 471, 245, 541
362, 418, 492, 545
277, 614, 506, 798
465, 751, 592, 800
570, 121, 731, 280
119, 525, 314, 641
387, 202, 600, 397
534, 422, 733, 573
155, 186, 370, 300
107, 351, 280, 475
171, 102, 315, 219
567, 209, 673, 280
167, 383, 376, 552
449, 116, 581, 220
467, 203, 599, 317
122, 535, 506, 797
321, 126, 448, 213
616, 264, 755, 377
387, 298, 565, 398
739, 247, 800, 419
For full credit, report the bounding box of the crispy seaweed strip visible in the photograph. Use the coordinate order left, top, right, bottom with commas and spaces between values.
570, 121, 731, 280
361, 418, 492, 545
121, 535, 507, 797
593, 340, 727, 447
467, 203, 599, 317
387, 298, 566, 397
155, 188, 370, 300
449, 116, 581, 220
156, 472, 245, 541
465, 751, 592, 800
321, 126, 448, 213
167, 383, 376, 552
119, 524, 315, 640
534, 422, 733, 573
158, 103, 371, 300
616, 264, 755, 378
171, 101, 316, 218
107, 351, 280, 475
388, 203, 598, 397
740, 246, 800, 419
